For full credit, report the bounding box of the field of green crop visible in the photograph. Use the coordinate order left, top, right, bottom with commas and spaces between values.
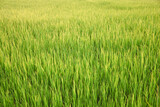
0, 0, 160, 106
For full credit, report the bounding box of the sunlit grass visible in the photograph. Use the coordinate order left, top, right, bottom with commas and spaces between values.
0, 0, 160, 106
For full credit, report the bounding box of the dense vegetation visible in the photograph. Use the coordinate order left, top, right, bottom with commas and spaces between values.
0, 0, 160, 106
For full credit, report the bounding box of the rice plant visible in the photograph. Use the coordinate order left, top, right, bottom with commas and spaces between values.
0, 0, 160, 106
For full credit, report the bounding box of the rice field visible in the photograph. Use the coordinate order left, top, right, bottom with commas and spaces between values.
0, 0, 160, 106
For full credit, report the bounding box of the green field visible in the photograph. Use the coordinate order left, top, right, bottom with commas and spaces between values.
0, 0, 160, 106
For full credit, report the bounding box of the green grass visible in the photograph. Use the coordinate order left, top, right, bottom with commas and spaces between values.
0, 0, 160, 106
